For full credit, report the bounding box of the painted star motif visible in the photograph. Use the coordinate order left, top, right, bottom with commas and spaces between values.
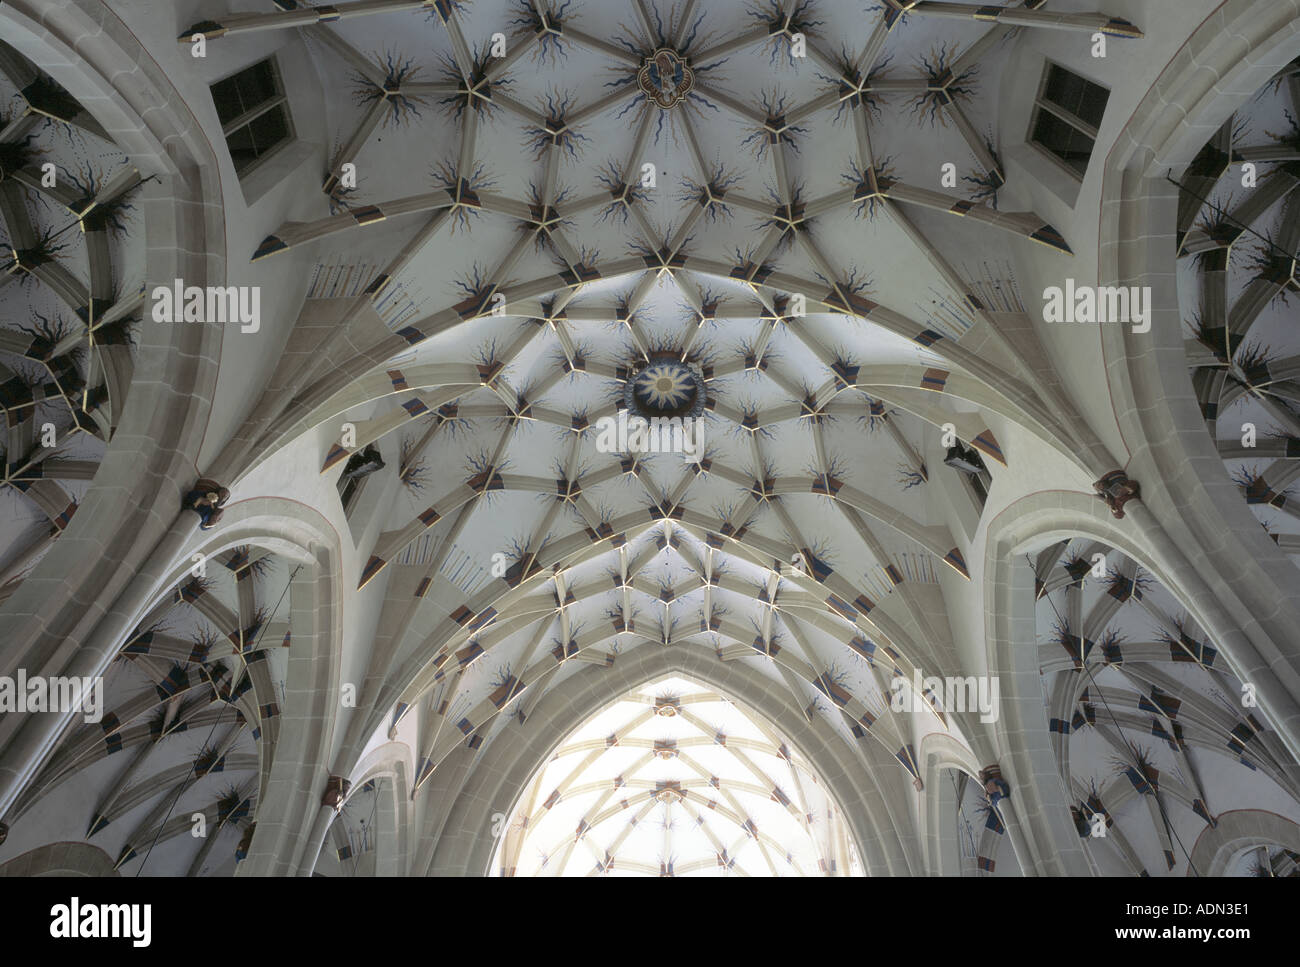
634, 363, 695, 410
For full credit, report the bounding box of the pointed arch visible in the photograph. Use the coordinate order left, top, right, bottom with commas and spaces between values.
418, 645, 922, 876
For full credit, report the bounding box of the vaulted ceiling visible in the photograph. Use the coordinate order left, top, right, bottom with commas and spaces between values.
0, 39, 145, 608
2, 0, 1299, 879
1177, 58, 1300, 564
191, 0, 1117, 824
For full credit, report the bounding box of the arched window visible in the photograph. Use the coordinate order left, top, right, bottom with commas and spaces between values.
491, 675, 863, 877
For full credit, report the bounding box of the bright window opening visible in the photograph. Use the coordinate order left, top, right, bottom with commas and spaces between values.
491, 676, 864, 876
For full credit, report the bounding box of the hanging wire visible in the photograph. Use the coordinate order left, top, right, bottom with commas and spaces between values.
0, 173, 159, 274
1164, 168, 1297, 261
950, 769, 980, 862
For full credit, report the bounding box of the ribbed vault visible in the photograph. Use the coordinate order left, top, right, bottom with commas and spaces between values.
5, 0, 1300, 881
174, 2, 1146, 862
0, 38, 146, 605
492, 675, 863, 875
1033, 538, 1300, 875
0, 543, 296, 875
1175, 58, 1300, 565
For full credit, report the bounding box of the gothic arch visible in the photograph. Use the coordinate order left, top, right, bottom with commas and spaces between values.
919, 733, 982, 876
0, 0, 226, 821
0, 841, 117, 877
1188, 809, 1300, 876
982, 489, 1202, 875
1098, 0, 1300, 763
420, 645, 920, 876
985, 487, 1300, 876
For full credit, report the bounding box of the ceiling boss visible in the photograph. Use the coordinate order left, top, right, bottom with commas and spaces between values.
626, 356, 706, 421
636, 48, 695, 110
